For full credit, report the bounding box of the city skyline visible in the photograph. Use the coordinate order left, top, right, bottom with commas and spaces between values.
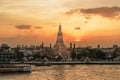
0, 0, 120, 47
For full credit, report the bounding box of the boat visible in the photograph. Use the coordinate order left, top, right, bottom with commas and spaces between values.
0, 64, 31, 73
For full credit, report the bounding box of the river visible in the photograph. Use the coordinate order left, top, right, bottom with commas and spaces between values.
0, 65, 120, 80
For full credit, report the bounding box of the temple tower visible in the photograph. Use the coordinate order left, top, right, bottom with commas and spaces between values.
54, 24, 70, 60
54, 24, 65, 47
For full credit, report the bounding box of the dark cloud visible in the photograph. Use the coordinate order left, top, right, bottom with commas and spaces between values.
34, 26, 43, 29
65, 9, 80, 15
85, 21, 88, 23
84, 16, 91, 20
65, 6, 120, 19
74, 27, 80, 30
15, 25, 32, 29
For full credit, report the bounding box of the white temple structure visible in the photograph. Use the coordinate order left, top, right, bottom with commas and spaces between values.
54, 24, 71, 60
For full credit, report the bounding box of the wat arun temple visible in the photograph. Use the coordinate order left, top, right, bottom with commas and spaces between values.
54, 24, 71, 60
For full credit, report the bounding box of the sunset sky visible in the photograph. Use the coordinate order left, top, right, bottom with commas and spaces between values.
0, 0, 120, 47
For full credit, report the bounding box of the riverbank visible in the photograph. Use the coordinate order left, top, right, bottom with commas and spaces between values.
36, 61, 120, 66
0, 61, 120, 66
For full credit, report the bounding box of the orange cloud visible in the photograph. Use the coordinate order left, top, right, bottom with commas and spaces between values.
34, 26, 43, 29
15, 25, 32, 30
74, 27, 80, 30
65, 6, 120, 19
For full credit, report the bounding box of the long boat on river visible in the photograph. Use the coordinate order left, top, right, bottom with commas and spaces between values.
0, 64, 31, 73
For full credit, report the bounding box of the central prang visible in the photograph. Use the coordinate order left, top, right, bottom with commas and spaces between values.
54, 24, 71, 60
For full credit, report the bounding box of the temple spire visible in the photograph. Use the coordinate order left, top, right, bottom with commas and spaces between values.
55, 24, 64, 46
59, 24, 61, 33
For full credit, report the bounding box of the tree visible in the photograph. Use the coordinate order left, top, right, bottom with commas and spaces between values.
32, 52, 40, 59
16, 52, 24, 61
71, 48, 76, 61
111, 52, 118, 59
95, 49, 106, 60
88, 49, 96, 60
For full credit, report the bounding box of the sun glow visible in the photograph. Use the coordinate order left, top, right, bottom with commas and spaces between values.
75, 39, 80, 42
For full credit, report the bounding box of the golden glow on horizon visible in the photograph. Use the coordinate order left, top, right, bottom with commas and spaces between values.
75, 39, 80, 42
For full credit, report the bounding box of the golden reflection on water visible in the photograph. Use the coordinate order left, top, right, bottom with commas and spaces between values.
0, 65, 120, 80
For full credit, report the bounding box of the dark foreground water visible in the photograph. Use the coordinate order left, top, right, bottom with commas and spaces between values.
0, 65, 120, 80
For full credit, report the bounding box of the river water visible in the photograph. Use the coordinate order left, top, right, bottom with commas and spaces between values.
0, 65, 120, 80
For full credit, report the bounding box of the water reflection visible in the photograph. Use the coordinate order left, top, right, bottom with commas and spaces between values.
53, 65, 65, 80
0, 65, 120, 80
